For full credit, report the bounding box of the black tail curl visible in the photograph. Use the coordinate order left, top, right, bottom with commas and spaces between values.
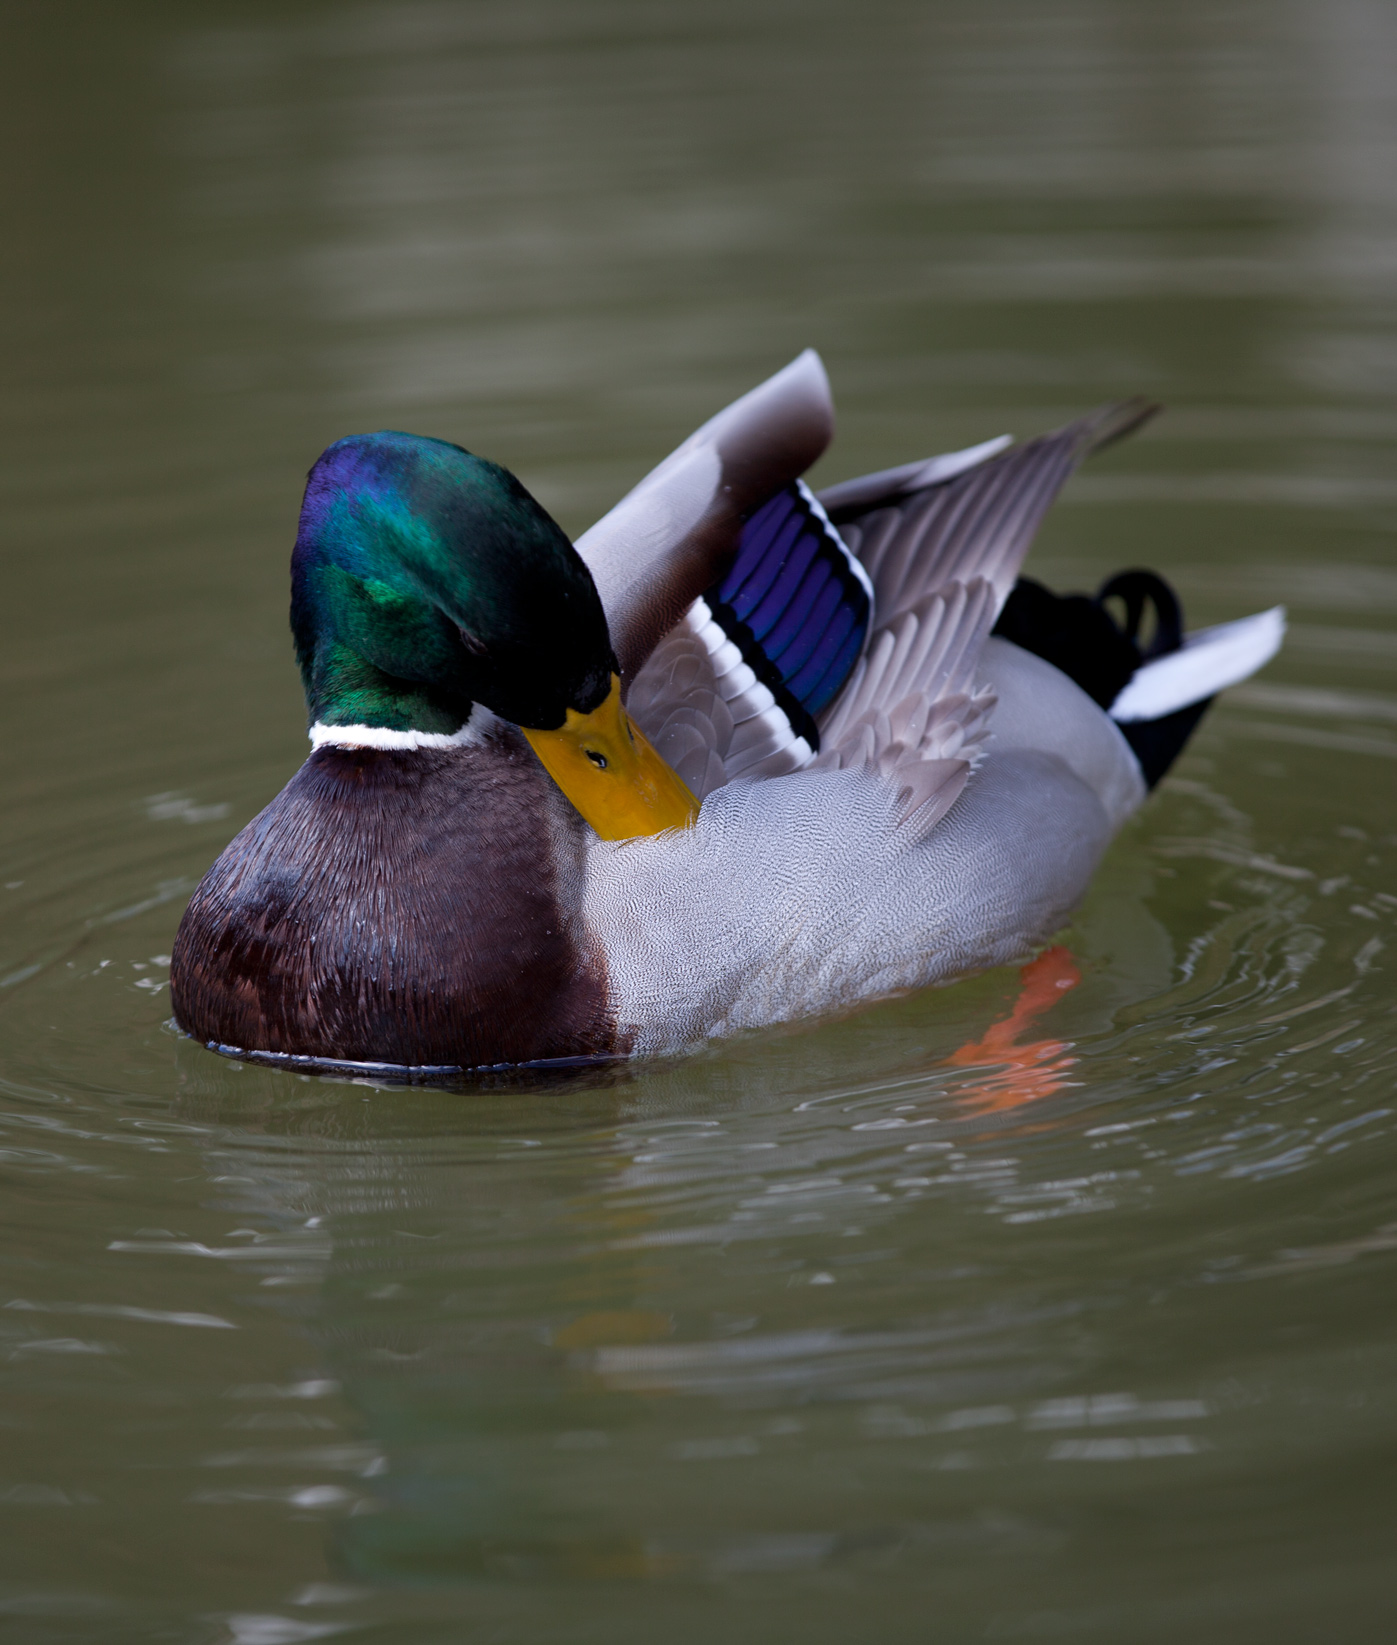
992, 569, 1208, 788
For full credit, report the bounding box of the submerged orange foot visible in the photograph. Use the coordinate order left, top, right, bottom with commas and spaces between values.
948, 946, 1082, 1114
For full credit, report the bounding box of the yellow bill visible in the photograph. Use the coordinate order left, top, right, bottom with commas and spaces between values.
523, 674, 699, 841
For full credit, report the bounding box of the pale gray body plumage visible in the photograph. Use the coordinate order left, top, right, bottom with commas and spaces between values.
568, 351, 1279, 1057
586, 639, 1142, 1054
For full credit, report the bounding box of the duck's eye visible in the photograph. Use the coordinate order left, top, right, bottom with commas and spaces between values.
585, 749, 608, 769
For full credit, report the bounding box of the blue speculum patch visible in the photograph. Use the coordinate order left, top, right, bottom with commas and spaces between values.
703, 481, 873, 748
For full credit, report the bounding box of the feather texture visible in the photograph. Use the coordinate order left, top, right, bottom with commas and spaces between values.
1109, 606, 1286, 722
812, 580, 1000, 830
629, 403, 1155, 810
823, 399, 1158, 629
628, 479, 874, 797
587, 650, 1130, 1057
796, 404, 1154, 825
812, 433, 1011, 516
576, 351, 834, 690
628, 597, 816, 798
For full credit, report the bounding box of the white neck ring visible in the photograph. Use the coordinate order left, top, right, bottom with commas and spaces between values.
309, 703, 501, 752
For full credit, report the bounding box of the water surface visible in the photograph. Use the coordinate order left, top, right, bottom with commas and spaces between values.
3, 1, 1396, 1640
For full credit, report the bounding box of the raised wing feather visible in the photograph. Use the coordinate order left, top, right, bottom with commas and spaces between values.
709, 480, 872, 727
821, 398, 1157, 628
626, 621, 734, 801
575, 351, 834, 693
629, 593, 822, 799
812, 433, 1011, 515
811, 578, 1000, 828
631, 398, 1158, 818
810, 400, 1158, 828
629, 478, 876, 798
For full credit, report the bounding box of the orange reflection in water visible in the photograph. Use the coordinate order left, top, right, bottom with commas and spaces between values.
948, 946, 1082, 1114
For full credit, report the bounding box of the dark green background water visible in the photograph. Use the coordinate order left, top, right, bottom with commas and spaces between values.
3, 2, 1396, 1640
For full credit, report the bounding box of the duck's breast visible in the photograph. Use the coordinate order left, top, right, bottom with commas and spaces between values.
171, 737, 617, 1070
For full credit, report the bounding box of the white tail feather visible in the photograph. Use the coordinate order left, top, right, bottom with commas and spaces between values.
1110, 607, 1286, 723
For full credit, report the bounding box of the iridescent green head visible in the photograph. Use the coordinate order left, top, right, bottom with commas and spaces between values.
290, 431, 615, 734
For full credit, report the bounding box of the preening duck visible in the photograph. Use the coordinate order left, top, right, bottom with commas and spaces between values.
170, 353, 1284, 1075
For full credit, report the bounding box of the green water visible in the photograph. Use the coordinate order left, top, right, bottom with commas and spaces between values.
4, 1, 1397, 1639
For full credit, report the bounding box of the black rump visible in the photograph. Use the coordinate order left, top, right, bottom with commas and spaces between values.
991, 569, 1207, 788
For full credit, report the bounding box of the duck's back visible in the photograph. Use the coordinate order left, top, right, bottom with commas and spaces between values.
171, 735, 614, 1071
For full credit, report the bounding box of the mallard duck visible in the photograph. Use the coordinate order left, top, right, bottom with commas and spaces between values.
170, 353, 1283, 1075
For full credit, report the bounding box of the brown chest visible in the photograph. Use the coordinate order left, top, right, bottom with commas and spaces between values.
170, 738, 618, 1070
